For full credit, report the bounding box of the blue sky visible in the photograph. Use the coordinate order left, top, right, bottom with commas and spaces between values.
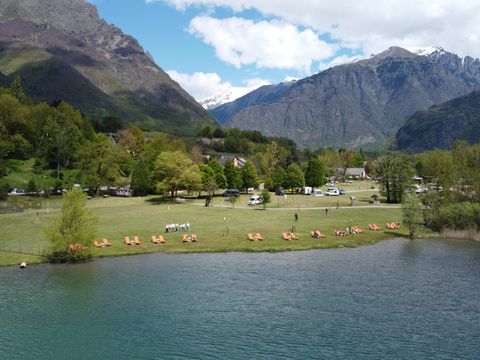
87, 0, 480, 103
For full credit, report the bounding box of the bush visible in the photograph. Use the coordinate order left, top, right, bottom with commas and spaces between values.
44, 189, 97, 263
44, 247, 92, 263
435, 202, 480, 231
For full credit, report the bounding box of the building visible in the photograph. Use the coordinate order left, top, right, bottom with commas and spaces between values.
217, 155, 247, 168
336, 167, 368, 179
115, 185, 134, 197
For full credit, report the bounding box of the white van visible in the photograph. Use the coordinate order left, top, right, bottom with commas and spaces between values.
313, 189, 324, 197
301, 186, 313, 195
248, 195, 263, 206
326, 188, 340, 196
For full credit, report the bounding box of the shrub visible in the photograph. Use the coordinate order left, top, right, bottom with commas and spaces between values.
436, 202, 480, 231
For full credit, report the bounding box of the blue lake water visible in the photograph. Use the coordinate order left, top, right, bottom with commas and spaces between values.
1, 238, 480, 359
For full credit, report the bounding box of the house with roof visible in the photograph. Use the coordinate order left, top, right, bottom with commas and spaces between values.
217, 155, 247, 168
336, 167, 368, 179
115, 185, 134, 197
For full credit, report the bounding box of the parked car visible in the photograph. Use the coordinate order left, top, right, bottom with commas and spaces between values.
339, 188, 346, 195
8, 188, 26, 196
275, 187, 286, 195
223, 189, 240, 198
312, 189, 324, 197
248, 195, 263, 206
326, 188, 340, 196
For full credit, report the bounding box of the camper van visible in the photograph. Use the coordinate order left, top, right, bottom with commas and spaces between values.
301, 186, 313, 195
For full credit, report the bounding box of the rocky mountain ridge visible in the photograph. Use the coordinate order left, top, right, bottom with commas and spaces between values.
213, 47, 480, 148
396, 90, 480, 152
0, 0, 215, 134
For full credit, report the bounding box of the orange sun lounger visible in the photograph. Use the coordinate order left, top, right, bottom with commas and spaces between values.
151, 235, 159, 244
247, 233, 255, 241
158, 235, 166, 243
102, 238, 111, 246
93, 240, 103, 248
191, 234, 197, 242
133, 236, 141, 245
255, 233, 264, 241
124, 236, 132, 245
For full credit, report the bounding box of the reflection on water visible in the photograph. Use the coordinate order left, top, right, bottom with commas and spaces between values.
1, 238, 480, 360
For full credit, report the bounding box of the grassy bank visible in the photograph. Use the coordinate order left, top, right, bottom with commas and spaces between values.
0, 190, 433, 266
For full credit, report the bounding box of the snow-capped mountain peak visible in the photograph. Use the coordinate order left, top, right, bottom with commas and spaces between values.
407, 46, 446, 56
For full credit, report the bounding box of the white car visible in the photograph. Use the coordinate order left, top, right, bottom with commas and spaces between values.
312, 189, 324, 197
326, 188, 340, 196
248, 195, 263, 205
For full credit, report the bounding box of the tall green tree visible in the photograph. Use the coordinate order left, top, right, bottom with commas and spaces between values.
270, 166, 287, 189
285, 163, 305, 193
373, 154, 415, 203
304, 158, 326, 188
131, 159, 152, 196
199, 163, 217, 196
338, 148, 356, 181
209, 161, 227, 191
224, 160, 243, 189
47, 102, 89, 178
45, 189, 97, 263
153, 151, 201, 198
418, 150, 454, 191
402, 192, 424, 239
241, 162, 259, 192
77, 134, 119, 197
261, 189, 271, 210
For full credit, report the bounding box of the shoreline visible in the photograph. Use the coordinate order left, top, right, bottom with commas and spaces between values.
0, 235, 408, 268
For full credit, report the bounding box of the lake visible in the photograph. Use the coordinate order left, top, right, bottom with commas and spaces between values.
1, 238, 480, 359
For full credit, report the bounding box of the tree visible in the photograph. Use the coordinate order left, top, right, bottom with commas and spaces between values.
199, 163, 217, 196
261, 189, 271, 210
224, 160, 243, 189
45, 189, 97, 263
373, 154, 415, 203
241, 162, 259, 192
270, 166, 287, 189
47, 102, 87, 178
402, 192, 424, 239
131, 159, 152, 196
209, 161, 227, 191
304, 158, 326, 188
27, 178, 37, 194
338, 148, 356, 181
77, 133, 119, 197
418, 150, 454, 191
153, 151, 201, 198
285, 163, 305, 193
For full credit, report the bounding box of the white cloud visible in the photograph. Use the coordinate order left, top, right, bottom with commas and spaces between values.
153, 0, 480, 59
166, 70, 269, 103
188, 16, 337, 72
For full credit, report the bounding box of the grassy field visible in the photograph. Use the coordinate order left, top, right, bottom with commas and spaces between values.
0, 184, 432, 266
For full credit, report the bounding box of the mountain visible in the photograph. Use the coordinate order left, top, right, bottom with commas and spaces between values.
0, 0, 215, 135
396, 90, 480, 152
213, 46, 480, 148
210, 81, 295, 123
200, 91, 235, 110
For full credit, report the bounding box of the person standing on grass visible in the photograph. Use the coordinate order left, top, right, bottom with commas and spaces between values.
325, 208, 328, 215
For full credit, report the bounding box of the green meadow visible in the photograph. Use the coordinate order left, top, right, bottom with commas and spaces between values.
0, 184, 431, 266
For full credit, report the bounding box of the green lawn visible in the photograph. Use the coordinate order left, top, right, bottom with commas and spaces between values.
0, 191, 432, 266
